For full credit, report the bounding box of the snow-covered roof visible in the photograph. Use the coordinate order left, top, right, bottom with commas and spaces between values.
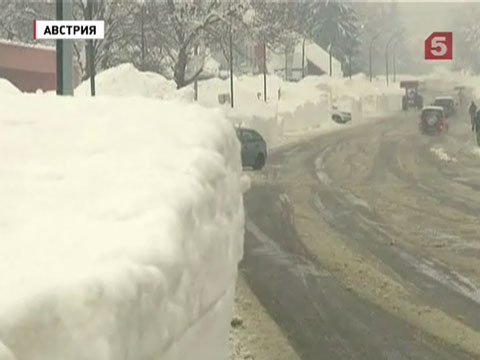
292, 40, 342, 74
422, 106, 444, 111
268, 39, 343, 78
0, 38, 55, 52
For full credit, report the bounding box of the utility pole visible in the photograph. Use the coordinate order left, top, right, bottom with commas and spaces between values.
229, 19, 234, 108
369, 33, 380, 82
86, 0, 96, 96
385, 33, 399, 86
194, 44, 198, 101
393, 40, 399, 83
263, 40, 267, 102
56, 0, 73, 95
140, 3, 145, 69
329, 41, 333, 77
349, 54, 352, 80
301, 38, 306, 78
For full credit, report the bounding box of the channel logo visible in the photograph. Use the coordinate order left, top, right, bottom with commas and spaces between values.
425, 32, 453, 60
34, 20, 105, 40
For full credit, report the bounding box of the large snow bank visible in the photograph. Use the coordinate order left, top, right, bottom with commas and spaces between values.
307, 73, 403, 99
0, 78, 21, 95
75, 63, 177, 99
0, 94, 244, 360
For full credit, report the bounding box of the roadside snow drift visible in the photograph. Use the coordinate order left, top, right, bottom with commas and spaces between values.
75, 63, 177, 99
0, 78, 21, 95
0, 95, 244, 360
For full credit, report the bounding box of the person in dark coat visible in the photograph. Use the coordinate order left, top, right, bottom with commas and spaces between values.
469, 101, 477, 128
473, 109, 480, 146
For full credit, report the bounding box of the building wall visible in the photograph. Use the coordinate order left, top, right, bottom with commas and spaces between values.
0, 41, 80, 92
0, 67, 56, 92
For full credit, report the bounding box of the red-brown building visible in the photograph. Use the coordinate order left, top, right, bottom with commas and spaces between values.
0, 40, 80, 92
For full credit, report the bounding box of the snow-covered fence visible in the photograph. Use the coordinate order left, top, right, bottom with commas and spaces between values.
0, 95, 244, 360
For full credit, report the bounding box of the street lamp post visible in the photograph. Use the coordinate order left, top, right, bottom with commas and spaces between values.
369, 33, 380, 82
348, 54, 352, 80
329, 41, 333, 77
140, 3, 145, 69
263, 40, 267, 102
229, 21, 234, 108
301, 38, 306, 78
385, 33, 400, 86
392, 39, 400, 83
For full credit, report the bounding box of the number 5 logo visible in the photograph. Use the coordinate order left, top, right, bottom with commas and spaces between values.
425, 32, 452, 60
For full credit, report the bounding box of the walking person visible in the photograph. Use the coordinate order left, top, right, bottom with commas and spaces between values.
473, 109, 480, 146
469, 101, 477, 128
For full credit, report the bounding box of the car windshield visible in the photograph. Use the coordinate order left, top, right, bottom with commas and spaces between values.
2, 2, 480, 360
423, 110, 442, 118
434, 99, 454, 107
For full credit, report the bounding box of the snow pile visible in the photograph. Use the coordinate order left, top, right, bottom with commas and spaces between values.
202, 55, 221, 78
75, 63, 177, 99
430, 146, 458, 163
307, 73, 403, 100
470, 147, 480, 157
0, 94, 244, 360
0, 78, 21, 95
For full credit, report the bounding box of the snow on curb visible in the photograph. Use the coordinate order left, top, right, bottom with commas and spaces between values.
0, 94, 244, 360
430, 146, 457, 163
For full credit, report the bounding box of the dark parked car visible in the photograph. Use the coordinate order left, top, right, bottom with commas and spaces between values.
419, 106, 449, 135
235, 128, 267, 170
433, 96, 456, 118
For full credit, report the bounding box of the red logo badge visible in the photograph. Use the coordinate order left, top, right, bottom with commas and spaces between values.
425, 32, 453, 60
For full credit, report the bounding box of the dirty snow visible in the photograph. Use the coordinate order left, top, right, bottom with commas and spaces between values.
471, 147, 480, 157
0, 94, 244, 360
430, 146, 458, 163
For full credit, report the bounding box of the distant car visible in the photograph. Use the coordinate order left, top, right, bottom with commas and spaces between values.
433, 96, 456, 118
235, 127, 267, 170
419, 106, 449, 135
331, 106, 352, 124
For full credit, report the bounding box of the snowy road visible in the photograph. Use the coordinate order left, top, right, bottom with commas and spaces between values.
241, 110, 480, 359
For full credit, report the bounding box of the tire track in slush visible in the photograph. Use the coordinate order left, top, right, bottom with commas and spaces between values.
313, 132, 480, 334
242, 206, 475, 360
243, 115, 478, 360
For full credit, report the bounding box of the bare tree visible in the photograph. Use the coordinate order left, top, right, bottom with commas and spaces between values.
0, 0, 54, 43
141, 0, 247, 89
72, 0, 134, 80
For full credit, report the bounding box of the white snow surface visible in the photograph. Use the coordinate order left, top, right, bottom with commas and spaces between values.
0, 94, 244, 360
0, 78, 21, 95
72, 63, 409, 147
0, 39, 55, 52
75, 63, 178, 99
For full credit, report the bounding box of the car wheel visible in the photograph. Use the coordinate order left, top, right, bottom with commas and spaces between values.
253, 153, 265, 170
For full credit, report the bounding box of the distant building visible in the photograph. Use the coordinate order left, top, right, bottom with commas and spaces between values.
209, 38, 343, 80
267, 40, 344, 80
0, 40, 80, 92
